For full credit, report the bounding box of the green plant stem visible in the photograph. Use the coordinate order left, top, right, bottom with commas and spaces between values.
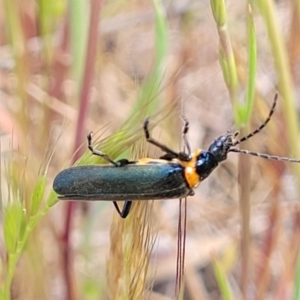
3, 202, 53, 300
3, 253, 16, 300
210, 0, 239, 122
256, 0, 300, 192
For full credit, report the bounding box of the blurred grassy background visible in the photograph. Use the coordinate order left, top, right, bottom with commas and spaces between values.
1, 0, 300, 299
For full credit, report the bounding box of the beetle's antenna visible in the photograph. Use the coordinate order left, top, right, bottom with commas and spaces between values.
228, 93, 300, 163
233, 93, 278, 146
229, 148, 300, 163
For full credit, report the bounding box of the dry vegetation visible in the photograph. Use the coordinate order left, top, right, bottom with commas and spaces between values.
1, 0, 300, 299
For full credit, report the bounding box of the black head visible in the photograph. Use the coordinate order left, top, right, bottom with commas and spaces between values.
207, 132, 239, 163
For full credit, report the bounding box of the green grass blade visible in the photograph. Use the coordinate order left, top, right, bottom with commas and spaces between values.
256, 0, 300, 192
70, 0, 89, 85
127, 0, 168, 119
294, 250, 300, 300
237, 4, 257, 125
212, 254, 234, 300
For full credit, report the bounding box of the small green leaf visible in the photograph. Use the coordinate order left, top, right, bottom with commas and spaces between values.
3, 201, 24, 254
47, 189, 59, 208
30, 175, 46, 216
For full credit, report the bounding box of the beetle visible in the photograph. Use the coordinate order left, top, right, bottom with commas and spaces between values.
53, 94, 300, 218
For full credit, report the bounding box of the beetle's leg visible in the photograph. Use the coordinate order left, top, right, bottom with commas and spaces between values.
181, 116, 191, 157
113, 201, 132, 218
144, 119, 190, 161
87, 132, 120, 166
